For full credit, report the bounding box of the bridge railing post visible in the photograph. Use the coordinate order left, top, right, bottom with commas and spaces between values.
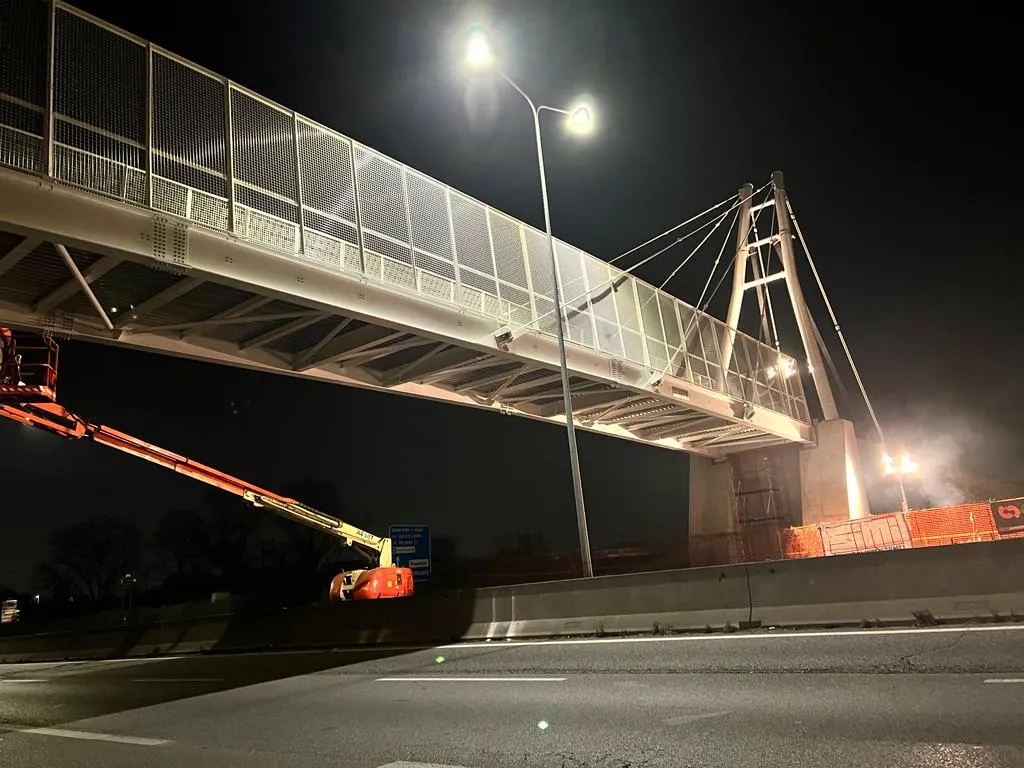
292, 112, 305, 255
348, 140, 366, 275
145, 41, 153, 210
43, 0, 56, 178
224, 80, 236, 235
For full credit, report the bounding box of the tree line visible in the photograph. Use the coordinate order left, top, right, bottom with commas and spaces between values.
34, 477, 371, 608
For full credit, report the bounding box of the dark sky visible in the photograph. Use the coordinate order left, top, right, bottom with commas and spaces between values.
1, 1, 1018, 590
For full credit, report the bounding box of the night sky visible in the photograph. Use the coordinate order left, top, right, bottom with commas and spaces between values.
0, 1, 1018, 590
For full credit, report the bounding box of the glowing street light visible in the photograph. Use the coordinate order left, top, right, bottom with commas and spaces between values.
766, 355, 797, 380
461, 25, 597, 578
883, 452, 918, 476
882, 450, 915, 513
567, 105, 594, 135
464, 27, 493, 68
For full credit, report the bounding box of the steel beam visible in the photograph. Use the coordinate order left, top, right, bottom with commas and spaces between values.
292, 318, 353, 371
640, 416, 724, 440
240, 313, 329, 350
484, 365, 531, 403
682, 424, 748, 445
529, 382, 614, 416
624, 413, 699, 432
180, 295, 273, 338
379, 343, 450, 385
114, 276, 204, 328
720, 183, 754, 383
500, 371, 564, 397
418, 355, 500, 385
576, 394, 641, 420
299, 326, 400, 369
338, 337, 437, 368
0, 236, 41, 278
35, 253, 121, 314
617, 409, 682, 427
699, 427, 759, 446
595, 398, 665, 422
707, 434, 786, 450
501, 391, 566, 405
773, 171, 838, 420
454, 364, 527, 394
52, 244, 114, 330
141, 311, 322, 334
743, 271, 786, 290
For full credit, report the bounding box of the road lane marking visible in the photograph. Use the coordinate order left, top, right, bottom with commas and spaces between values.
131, 678, 222, 683
984, 678, 1024, 684
662, 711, 731, 725
376, 676, 566, 682
21, 727, 169, 746
440, 623, 1024, 649
379, 762, 472, 768
0, 679, 48, 683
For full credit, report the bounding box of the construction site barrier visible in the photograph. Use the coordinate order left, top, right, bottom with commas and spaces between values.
692, 498, 1024, 567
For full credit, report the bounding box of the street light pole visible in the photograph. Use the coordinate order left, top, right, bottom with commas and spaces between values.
465, 32, 595, 577
486, 70, 593, 577
531, 103, 593, 580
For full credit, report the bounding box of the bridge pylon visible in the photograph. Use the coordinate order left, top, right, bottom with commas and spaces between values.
689, 172, 870, 557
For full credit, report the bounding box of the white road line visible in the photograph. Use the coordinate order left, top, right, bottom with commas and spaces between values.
0, 657, 187, 668
131, 678, 222, 683
378, 762, 472, 768
376, 676, 566, 683
984, 678, 1024, 684
21, 727, 169, 746
663, 710, 731, 725
0, 679, 48, 683
440, 623, 1024, 649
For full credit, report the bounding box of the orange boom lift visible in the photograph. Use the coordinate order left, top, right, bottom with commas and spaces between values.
0, 330, 412, 601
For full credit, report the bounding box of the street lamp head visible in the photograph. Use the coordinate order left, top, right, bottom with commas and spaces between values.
883, 452, 918, 475
566, 103, 595, 135
464, 27, 493, 69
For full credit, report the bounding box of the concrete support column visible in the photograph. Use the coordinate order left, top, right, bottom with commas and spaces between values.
799, 419, 870, 524
688, 456, 742, 565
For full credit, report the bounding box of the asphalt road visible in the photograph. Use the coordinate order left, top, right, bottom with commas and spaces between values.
1, 624, 1023, 767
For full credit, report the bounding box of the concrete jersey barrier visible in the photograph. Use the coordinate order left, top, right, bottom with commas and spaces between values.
2, 537, 1024, 661
747, 536, 1024, 626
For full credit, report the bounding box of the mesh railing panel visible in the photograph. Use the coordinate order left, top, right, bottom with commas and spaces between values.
0, 0, 47, 174
229, 87, 299, 253
406, 168, 456, 296
53, 7, 145, 202
0, 1, 811, 425
296, 117, 359, 271
355, 144, 410, 252
153, 53, 229, 217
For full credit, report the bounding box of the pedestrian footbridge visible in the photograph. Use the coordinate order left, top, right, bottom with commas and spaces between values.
0, 0, 812, 455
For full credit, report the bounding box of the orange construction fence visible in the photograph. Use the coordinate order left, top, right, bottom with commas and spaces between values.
689, 497, 1024, 568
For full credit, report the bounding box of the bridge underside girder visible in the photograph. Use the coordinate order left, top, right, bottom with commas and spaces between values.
0, 170, 812, 456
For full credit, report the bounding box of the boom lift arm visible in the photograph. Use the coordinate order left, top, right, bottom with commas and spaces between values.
0, 332, 411, 601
